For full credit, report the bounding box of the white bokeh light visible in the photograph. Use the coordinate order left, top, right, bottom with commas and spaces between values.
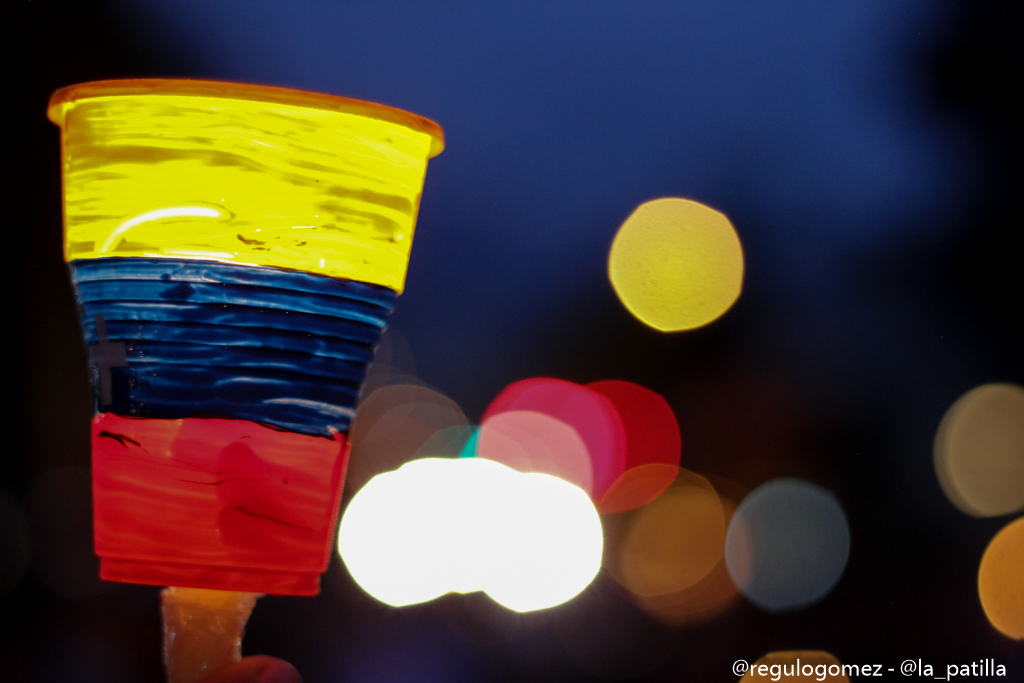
337, 457, 603, 612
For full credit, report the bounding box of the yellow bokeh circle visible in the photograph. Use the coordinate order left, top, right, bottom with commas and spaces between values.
608, 198, 744, 331
978, 516, 1024, 639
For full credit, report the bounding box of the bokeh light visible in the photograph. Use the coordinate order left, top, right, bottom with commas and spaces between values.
415, 425, 479, 460
477, 410, 593, 493
346, 384, 468, 493
725, 478, 850, 612
596, 464, 682, 516
588, 380, 681, 513
337, 457, 603, 612
632, 475, 745, 626
482, 378, 626, 499
608, 197, 744, 332
934, 383, 1024, 518
978, 516, 1024, 639
739, 651, 850, 682
610, 469, 725, 597
0, 487, 31, 598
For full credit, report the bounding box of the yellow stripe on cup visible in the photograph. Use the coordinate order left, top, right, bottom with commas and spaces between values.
48, 80, 445, 292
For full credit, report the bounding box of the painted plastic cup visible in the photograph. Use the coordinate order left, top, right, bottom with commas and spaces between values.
48, 79, 444, 595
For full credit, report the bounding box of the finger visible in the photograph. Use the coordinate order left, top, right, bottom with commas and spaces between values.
201, 655, 302, 683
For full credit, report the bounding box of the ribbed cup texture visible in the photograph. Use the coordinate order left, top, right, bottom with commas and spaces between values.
71, 257, 396, 437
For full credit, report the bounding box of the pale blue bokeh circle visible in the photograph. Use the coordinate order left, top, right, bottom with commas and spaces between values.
725, 478, 850, 612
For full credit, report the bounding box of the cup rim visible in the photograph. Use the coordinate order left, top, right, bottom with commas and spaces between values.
48, 78, 445, 158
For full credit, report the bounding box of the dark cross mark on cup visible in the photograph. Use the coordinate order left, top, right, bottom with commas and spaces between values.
88, 313, 128, 408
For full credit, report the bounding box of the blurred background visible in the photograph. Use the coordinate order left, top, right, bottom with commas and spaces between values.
5, 0, 1022, 681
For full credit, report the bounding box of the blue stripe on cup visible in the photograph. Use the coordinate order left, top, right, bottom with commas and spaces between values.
71, 258, 396, 438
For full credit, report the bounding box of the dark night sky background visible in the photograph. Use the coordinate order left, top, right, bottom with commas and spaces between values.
5, 1, 1023, 682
